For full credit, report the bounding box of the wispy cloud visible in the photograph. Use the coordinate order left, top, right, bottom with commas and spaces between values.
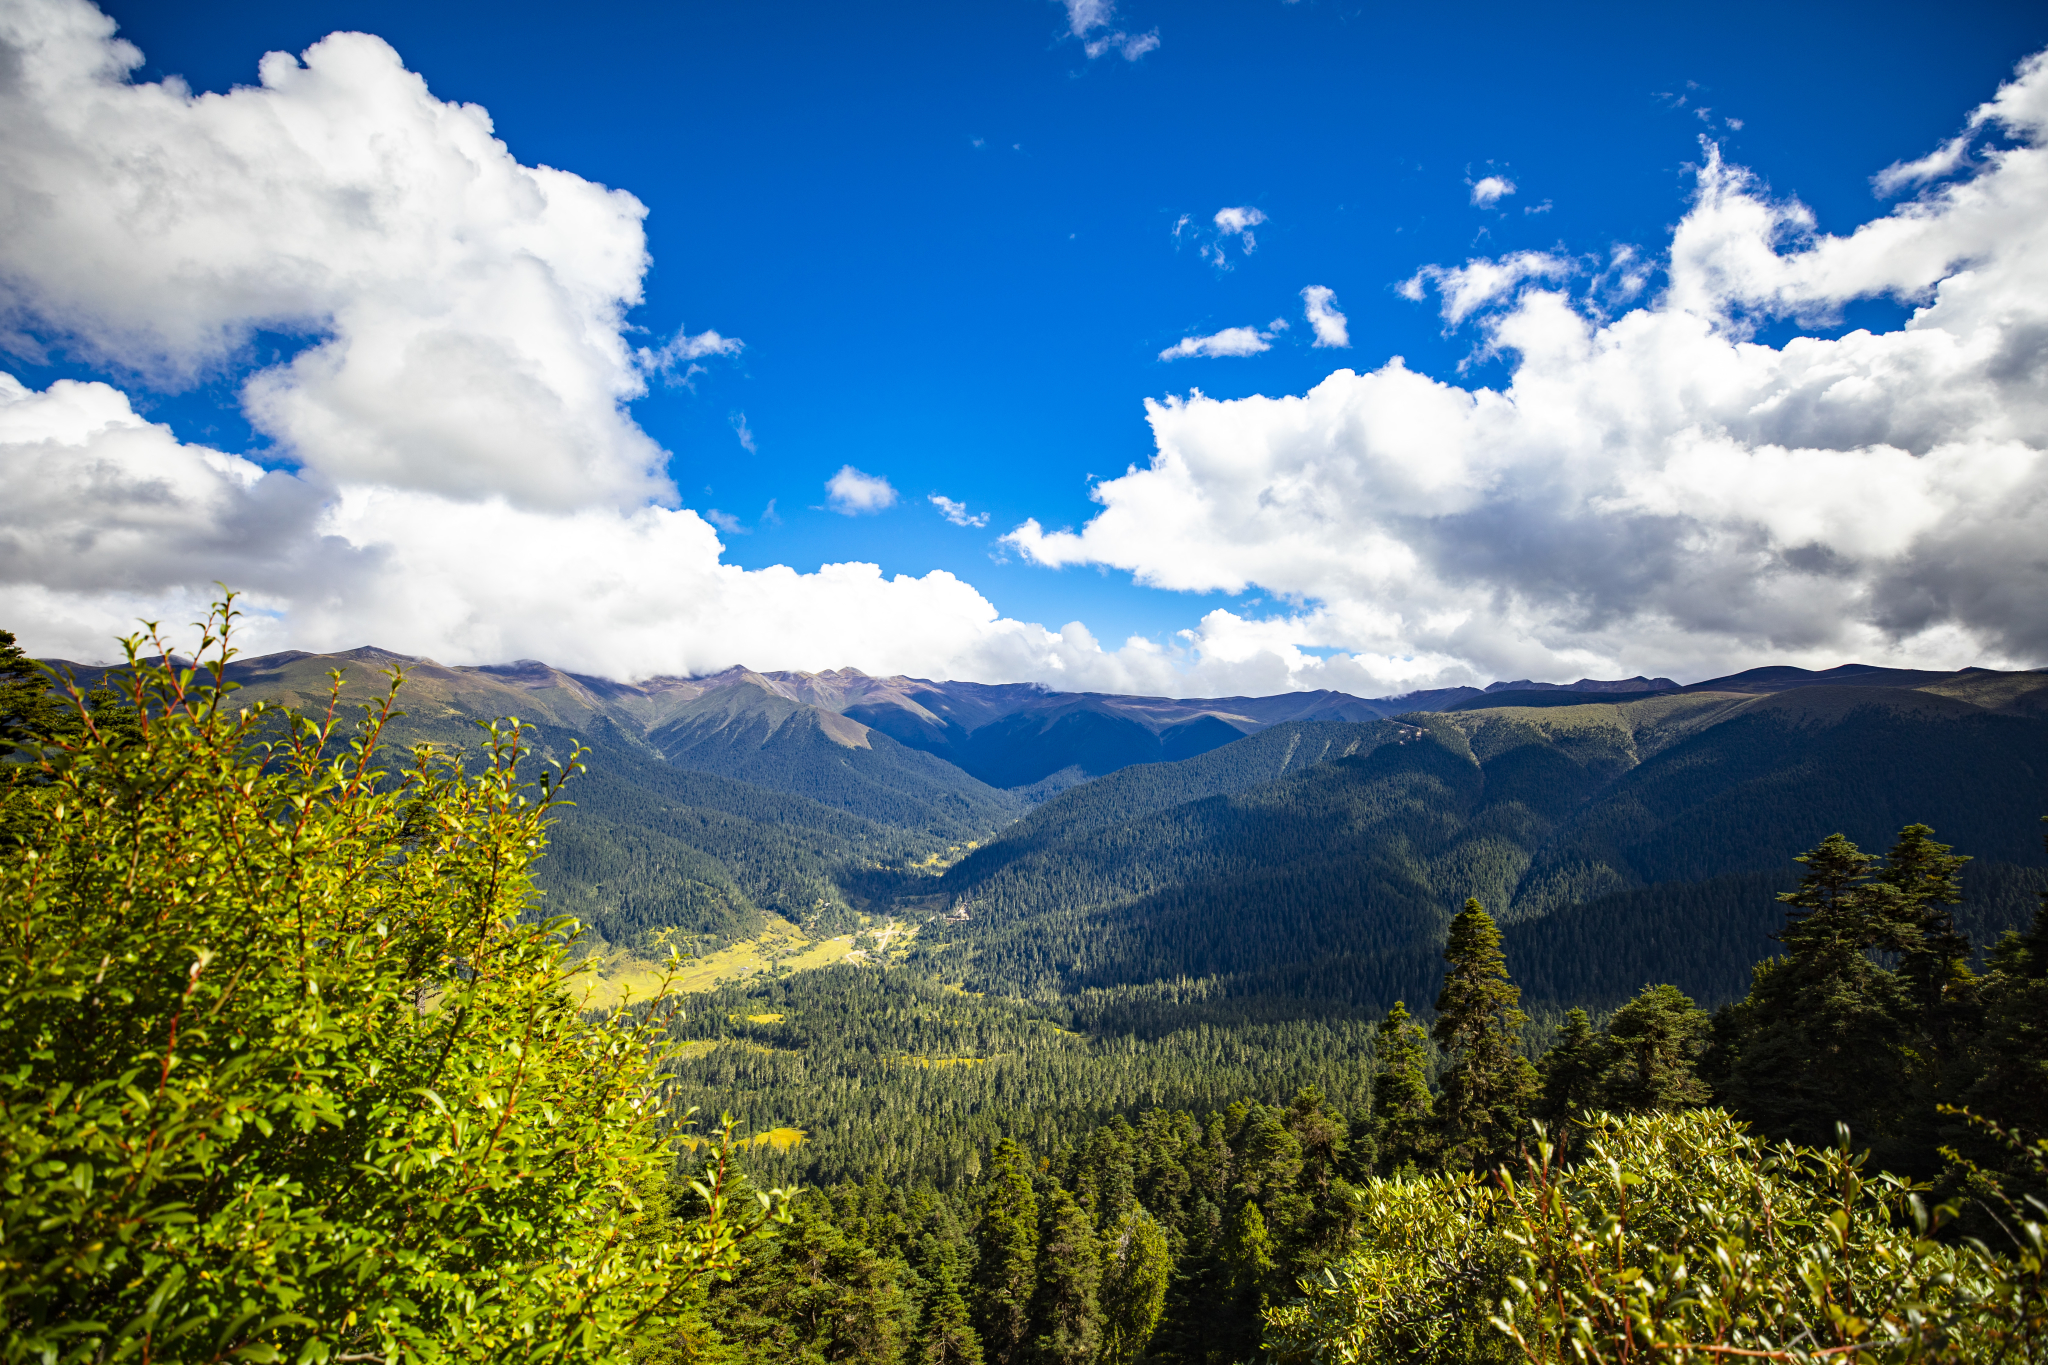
1300, 285, 1349, 347
730, 411, 757, 453
826, 465, 898, 515
1399, 251, 1574, 326
1180, 205, 1268, 269
705, 509, 748, 534
637, 326, 744, 386
1158, 323, 1276, 361
1213, 205, 1265, 246
1060, 0, 1160, 61
1874, 133, 1974, 195
931, 494, 989, 528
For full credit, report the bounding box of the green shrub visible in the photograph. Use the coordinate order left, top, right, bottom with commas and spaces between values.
0, 604, 784, 1365
1266, 1108, 2047, 1364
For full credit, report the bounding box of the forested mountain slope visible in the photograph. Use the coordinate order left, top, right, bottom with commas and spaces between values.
42, 643, 2048, 993
45, 649, 1012, 949
645, 681, 1022, 837
929, 683, 2048, 1012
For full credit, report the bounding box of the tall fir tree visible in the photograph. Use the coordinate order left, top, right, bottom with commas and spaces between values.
1597, 983, 1713, 1113
0, 629, 138, 846
972, 1139, 1040, 1365
1097, 1207, 1170, 1365
1364, 1000, 1436, 1174
703, 1191, 916, 1365
919, 1265, 985, 1365
1026, 1186, 1102, 1365
1432, 899, 1537, 1170
1878, 824, 1977, 1039
1715, 833, 1917, 1164
0, 629, 68, 752
1534, 1007, 1606, 1123
1215, 1196, 1275, 1364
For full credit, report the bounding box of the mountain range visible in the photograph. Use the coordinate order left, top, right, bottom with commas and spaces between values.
46, 645, 2048, 1014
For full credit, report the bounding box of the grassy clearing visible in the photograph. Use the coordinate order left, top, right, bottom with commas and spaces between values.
568, 916, 928, 1011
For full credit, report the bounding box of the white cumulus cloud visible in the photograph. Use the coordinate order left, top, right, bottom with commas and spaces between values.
0, 0, 729, 513
1399, 251, 1575, 327
825, 465, 898, 515
1469, 174, 1517, 208
9, 0, 2048, 702
1006, 47, 2048, 687
1301, 286, 1349, 347
0, 0, 1197, 693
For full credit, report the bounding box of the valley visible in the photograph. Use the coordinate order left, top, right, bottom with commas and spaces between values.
20, 632, 2048, 1362
79, 645, 2046, 1029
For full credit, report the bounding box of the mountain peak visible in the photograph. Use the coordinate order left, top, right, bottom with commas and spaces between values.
1483, 675, 1679, 694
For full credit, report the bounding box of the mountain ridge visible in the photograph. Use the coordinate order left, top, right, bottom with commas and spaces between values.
46, 645, 2046, 789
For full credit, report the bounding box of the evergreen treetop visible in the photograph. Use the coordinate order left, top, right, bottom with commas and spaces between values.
1432, 898, 1537, 1169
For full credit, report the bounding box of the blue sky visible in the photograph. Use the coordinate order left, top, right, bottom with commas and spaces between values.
5, 0, 2048, 691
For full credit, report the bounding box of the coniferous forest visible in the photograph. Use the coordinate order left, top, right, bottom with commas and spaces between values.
4, 609, 2046, 1363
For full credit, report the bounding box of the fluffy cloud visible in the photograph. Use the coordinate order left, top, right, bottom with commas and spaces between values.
1213, 206, 1266, 242
0, 0, 1198, 692
0, 368, 1220, 689
0, 0, 707, 512
1158, 325, 1276, 361
1301, 285, 1349, 347
825, 466, 897, 515
1008, 48, 2048, 686
1469, 174, 1517, 208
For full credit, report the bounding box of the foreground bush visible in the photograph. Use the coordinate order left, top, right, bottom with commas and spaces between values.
1266, 1108, 2047, 1364
0, 606, 783, 1365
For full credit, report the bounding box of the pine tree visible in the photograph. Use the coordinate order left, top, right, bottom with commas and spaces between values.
972, 1139, 1040, 1365
1878, 824, 1976, 1032
1365, 1000, 1436, 1174
919, 1265, 985, 1365
1717, 834, 1916, 1163
1597, 984, 1712, 1113
1097, 1207, 1170, 1365
1026, 1186, 1102, 1365
0, 628, 68, 752
1215, 1196, 1275, 1362
1432, 899, 1537, 1170
1775, 833, 1878, 948
1535, 1007, 1607, 1122
706, 1190, 916, 1365
1951, 819, 2048, 1216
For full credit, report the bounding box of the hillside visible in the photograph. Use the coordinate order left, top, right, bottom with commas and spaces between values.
646, 681, 1021, 837
45, 649, 1011, 951
41, 644, 2048, 1007
923, 680, 2048, 1013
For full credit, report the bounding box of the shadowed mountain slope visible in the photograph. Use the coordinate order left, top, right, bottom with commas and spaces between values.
924, 681, 2048, 1015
